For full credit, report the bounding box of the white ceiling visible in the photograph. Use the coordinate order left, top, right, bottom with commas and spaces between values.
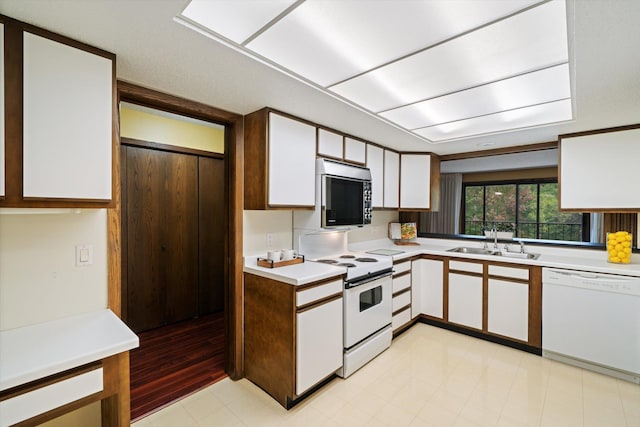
1, 0, 639, 155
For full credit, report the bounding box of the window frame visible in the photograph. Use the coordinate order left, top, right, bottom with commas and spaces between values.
461, 178, 589, 242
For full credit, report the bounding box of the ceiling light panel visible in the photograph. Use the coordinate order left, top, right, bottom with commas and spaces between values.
414, 98, 573, 142
329, 0, 569, 112
180, 0, 297, 44
380, 63, 571, 129
245, 0, 540, 87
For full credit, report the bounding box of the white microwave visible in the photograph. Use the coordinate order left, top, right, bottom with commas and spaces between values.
317, 159, 372, 228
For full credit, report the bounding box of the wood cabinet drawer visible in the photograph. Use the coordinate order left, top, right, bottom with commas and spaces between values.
449, 260, 483, 274
392, 308, 411, 331
393, 290, 411, 312
392, 274, 411, 293
488, 265, 529, 281
393, 261, 411, 275
0, 368, 103, 426
296, 279, 343, 307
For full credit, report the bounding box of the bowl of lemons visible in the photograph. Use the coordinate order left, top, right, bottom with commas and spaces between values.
607, 231, 633, 264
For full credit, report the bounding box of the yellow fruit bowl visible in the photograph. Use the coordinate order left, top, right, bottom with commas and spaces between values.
606, 231, 633, 264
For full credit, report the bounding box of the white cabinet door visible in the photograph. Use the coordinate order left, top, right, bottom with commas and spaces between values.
296, 298, 343, 395
488, 279, 528, 341
268, 113, 316, 207
448, 272, 483, 329
400, 154, 431, 209
383, 150, 399, 208
411, 258, 444, 319
0, 24, 4, 197
366, 144, 384, 208
344, 137, 366, 164
317, 128, 343, 159
22, 32, 112, 200
560, 127, 640, 209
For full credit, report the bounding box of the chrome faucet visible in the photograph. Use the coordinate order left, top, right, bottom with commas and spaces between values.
519, 240, 526, 253
493, 227, 498, 249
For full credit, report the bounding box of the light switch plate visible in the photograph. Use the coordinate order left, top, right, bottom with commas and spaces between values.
76, 244, 93, 267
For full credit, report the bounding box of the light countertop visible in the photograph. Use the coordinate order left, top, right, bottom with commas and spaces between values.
0, 309, 139, 391
245, 238, 640, 284
244, 256, 346, 285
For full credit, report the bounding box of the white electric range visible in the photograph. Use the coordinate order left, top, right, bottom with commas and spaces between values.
299, 232, 394, 377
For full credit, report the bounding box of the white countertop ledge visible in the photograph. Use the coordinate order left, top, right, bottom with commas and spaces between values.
244, 256, 346, 285
0, 309, 139, 391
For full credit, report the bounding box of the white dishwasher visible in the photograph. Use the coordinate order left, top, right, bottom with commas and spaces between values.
543, 267, 640, 384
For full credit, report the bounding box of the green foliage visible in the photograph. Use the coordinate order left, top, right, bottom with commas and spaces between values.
464, 182, 583, 241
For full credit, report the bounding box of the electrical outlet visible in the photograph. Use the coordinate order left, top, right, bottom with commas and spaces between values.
266, 233, 274, 248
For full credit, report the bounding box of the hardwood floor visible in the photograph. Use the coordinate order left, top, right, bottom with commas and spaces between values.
129, 311, 227, 421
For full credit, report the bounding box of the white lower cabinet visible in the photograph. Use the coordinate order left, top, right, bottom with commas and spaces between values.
448, 272, 483, 329
412, 258, 444, 319
487, 279, 529, 342
296, 297, 343, 395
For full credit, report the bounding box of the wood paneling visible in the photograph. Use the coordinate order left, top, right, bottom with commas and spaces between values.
198, 157, 225, 314
124, 146, 198, 332
528, 266, 542, 348
243, 109, 269, 209
244, 273, 295, 407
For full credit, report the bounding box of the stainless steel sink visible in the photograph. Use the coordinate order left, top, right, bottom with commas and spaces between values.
498, 251, 540, 260
447, 247, 498, 255
447, 247, 540, 260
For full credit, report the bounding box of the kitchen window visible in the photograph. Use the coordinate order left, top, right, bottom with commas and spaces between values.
463, 181, 587, 242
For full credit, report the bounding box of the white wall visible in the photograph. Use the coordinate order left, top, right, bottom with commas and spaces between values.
243, 210, 293, 256
348, 210, 399, 243
243, 209, 399, 256
0, 210, 108, 331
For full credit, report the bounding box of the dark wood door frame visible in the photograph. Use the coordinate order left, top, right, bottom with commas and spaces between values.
109, 81, 244, 379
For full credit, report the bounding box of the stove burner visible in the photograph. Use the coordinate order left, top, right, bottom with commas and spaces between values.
339, 254, 356, 259
317, 259, 338, 264
354, 257, 378, 263
337, 263, 356, 268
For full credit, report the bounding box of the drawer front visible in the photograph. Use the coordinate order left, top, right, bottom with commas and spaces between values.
488, 265, 529, 281
392, 308, 411, 331
0, 368, 103, 426
297, 279, 343, 307
393, 261, 411, 275
392, 274, 411, 293
449, 260, 483, 274
393, 290, 411, 312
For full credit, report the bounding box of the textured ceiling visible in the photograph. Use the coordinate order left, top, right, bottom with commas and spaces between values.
1, 0, 639, 155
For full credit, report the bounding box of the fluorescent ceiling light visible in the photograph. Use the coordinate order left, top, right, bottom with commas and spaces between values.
177, 0, 572, 144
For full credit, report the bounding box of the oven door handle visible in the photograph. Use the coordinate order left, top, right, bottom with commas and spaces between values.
345, 269, 393, 288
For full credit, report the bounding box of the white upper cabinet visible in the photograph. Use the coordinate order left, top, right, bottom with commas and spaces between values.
0, 24, 4, 198
383, 150, 399, 208
344, 137, 366, 164
268, 113, 316, 207
400, 154, 431, 210
317, 128, 343, 159
559, 126, 640, 210
22, 32, 113, 200
366, 144, 384, 208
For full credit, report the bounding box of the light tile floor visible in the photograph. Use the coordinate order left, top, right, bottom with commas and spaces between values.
132, 324, 640, 427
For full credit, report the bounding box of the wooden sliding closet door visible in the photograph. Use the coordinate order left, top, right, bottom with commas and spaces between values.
125, 146, 198, 332
198, 157, 225, 314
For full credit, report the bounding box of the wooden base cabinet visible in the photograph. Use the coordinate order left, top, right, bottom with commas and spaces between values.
244, 273, 344, 408
412, 255, 542, 352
